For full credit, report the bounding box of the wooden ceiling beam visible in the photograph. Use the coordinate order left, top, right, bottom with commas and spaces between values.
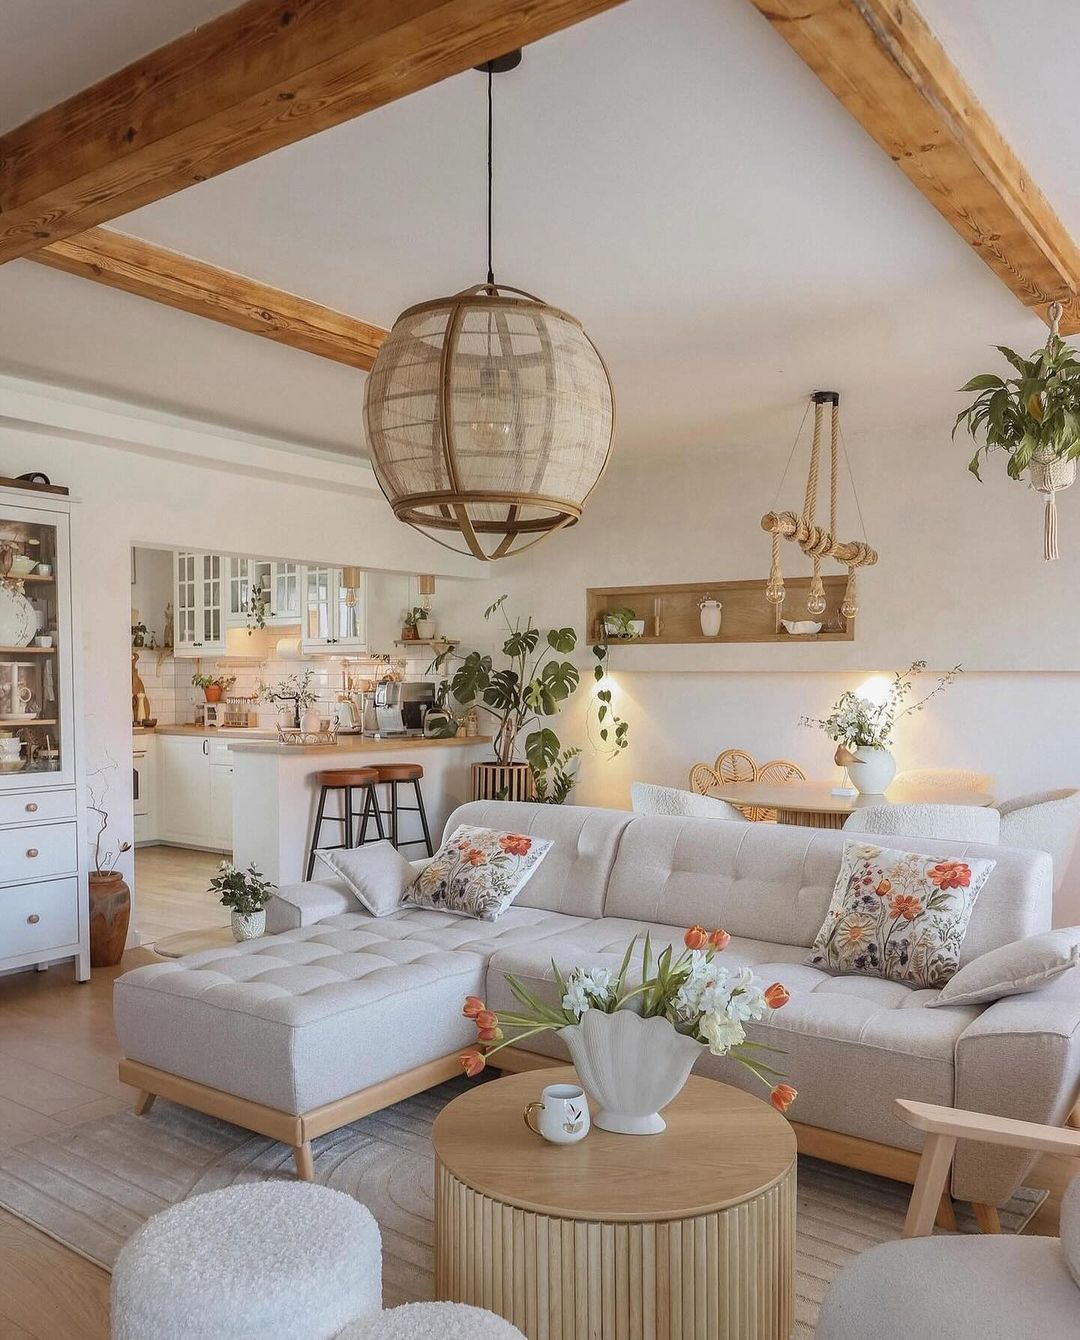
0, 0, 626, 264
33, 226, 387, 369
745, 0, 1080, 333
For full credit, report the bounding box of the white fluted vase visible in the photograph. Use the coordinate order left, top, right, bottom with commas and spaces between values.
558, 1010, 702, 1135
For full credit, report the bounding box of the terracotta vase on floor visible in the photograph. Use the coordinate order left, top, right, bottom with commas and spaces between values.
89, 871, 131, 967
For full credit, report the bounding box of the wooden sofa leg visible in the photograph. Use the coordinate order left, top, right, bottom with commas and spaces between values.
134, 1091, 156, 1116
293, 1143, 315, 1181
972, 1202, 1001, 1233
936, 1193, 957, 1231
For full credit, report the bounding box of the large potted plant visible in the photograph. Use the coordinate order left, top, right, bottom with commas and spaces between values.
459, 927, 794, 1133
802, 660, 961, 794
955, 302, 1080, 559
434, 596, 632, 804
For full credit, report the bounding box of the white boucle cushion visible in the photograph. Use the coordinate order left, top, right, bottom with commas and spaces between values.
931, 928, 1080, 1007
630, 782, 747, 822
111, 1182, 381, 1340
337, 1302, 525, 1338
316, 841, 417, 917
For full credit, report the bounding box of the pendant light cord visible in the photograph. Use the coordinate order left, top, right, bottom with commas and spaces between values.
486, 66, 495, 287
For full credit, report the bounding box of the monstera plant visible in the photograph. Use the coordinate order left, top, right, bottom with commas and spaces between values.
434, 596, 631, 804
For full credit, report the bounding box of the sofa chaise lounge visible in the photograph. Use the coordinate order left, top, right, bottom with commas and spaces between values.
114, 801, 1078, 1211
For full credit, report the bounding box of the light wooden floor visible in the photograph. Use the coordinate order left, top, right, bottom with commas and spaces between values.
0, 953, 1076, 1338
134, 843, 231, 944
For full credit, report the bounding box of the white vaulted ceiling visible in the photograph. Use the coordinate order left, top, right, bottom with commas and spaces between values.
0, 0, 1074, 457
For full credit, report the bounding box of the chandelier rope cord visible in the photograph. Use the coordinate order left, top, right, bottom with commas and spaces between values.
486, 66, 495, 287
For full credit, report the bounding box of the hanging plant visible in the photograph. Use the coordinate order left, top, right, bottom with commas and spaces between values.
955, 301, 1080, 559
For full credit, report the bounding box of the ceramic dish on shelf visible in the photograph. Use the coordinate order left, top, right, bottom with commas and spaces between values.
8, 555, 36, 576
0, 585, 35, 646
0, 759, 26, 774
781, 619, 824, 636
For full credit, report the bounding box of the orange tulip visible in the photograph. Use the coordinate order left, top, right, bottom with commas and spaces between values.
764, 982, 790, 1010
461, 1051, 486, 1078
684, 925, 709, 950
475, 1009, 499, 1030
770, 1083, 797, 1113
477, 1025, 503, 1043
709, 929, 731, 952
462, 996, 485, 1019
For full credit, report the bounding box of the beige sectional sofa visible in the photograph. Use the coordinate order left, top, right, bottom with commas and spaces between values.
114, 801, 1077, 1206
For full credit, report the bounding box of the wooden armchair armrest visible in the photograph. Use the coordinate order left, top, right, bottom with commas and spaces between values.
895, 1098, 1080, 1239
896, 1098, 1080, 1157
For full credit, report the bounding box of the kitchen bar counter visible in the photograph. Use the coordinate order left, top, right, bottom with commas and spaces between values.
231, 733, 495, 883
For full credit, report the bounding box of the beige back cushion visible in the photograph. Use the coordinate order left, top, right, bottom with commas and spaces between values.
603, 816, 1052, 961
441, 802, 633, 919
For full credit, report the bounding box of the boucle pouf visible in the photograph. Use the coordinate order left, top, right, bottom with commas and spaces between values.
111, 1182, 381, 1340
336, 1302, 525, 1339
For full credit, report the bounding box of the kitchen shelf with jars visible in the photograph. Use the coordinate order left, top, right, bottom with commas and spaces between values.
585, 575, 854, 646
0, 477, 89, 982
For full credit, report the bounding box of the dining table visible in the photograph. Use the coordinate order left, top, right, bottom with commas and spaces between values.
706, 779, 995, 829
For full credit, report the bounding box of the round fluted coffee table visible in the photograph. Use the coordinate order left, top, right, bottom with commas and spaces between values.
432, 1066, 796, 1339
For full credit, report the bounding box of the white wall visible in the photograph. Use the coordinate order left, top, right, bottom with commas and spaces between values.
434, 416, 1080, 924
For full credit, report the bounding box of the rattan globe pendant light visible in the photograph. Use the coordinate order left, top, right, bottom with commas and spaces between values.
363, 51, 616, 561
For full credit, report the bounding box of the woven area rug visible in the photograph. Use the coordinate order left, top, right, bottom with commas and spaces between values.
0, 1078, 1045, 1336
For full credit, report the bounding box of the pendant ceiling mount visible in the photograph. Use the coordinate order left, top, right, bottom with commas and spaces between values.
362, 47, 615, 561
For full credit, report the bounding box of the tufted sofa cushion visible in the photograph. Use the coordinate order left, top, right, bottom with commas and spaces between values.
485, 928, 978, 1151
115, 905, 587, 1112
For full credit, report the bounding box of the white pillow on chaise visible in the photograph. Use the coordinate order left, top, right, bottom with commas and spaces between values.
316, 841, 417, 917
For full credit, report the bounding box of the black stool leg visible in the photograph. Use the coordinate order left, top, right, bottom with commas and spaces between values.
413, 778, 433, 856
343, 787, 354, 849
390, 781, 399, 849
356, 785, 387, 845
307, 785, 329, 879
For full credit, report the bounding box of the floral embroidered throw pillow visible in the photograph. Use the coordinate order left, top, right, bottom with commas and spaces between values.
405, 824, 552, 921
806, 841, 996, 988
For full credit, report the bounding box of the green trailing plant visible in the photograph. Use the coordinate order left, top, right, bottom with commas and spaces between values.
191, 672, 236, 692
209, 861, 275, 915
433, 596, 632, 803
245, 586, 268, 633
955, 329, 1080, 481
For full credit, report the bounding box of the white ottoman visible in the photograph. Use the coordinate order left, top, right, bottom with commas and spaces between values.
336, 1303, 525, 1338
112, 1182, 381, 1339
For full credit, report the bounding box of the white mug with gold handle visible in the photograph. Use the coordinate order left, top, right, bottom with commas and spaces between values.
523, 1083, 591, 1145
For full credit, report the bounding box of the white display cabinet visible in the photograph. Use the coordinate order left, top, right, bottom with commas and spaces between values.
0, 481, 88, 981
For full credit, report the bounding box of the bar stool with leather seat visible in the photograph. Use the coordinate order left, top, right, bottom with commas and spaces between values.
307, 767, 384, 878
359, 763, 434, 856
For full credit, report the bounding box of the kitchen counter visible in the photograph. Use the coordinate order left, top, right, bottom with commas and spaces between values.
134, 724, 277, 740
230, 734, 495, 883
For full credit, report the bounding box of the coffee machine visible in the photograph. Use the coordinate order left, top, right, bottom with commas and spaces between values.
361, 680, 435, 737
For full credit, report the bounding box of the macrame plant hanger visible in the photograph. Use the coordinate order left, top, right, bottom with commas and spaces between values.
761, 390, 877, 623
1030, 300, 1074, 562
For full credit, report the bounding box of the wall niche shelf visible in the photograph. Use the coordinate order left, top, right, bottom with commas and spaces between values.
586, 576, 854, 645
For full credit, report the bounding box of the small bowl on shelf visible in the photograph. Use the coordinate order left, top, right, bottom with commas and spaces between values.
0, 758, 26, 774
781, 619, 824, 636
8, 555, 36, 576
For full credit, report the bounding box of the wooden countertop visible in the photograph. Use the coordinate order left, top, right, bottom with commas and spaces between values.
134, 724, 492, 752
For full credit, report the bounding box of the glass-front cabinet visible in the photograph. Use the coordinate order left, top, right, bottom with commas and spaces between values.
0, 501, 75, 788
271, 563, 301, 624
174, 551, 226, 656
301, 566, 367, 651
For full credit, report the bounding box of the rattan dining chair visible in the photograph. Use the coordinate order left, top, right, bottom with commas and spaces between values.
755, 758, 808, 823
688, 749, 805, 822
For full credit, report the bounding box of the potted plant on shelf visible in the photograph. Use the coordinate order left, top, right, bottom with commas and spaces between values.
87, 767, 133, 967
801, 659, 962, 794
209, 861, 275, 941
191, 672, 235, 704
434, 595, 634, 804
401, 607, 427, 641
955, 302, 1080, 559
459, 927, 794, 1133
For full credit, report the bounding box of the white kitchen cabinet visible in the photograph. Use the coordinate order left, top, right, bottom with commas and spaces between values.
133, 735, 157, 844
301, 566, 367, 653
158, 734, 232, 851
269, 563, 301, 624
0, 484, 88, 982
174, 552, 226, 656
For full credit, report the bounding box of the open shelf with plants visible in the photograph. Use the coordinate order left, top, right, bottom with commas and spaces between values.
585, 575, 854, 645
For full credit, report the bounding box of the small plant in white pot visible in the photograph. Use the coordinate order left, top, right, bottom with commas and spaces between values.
459, 927, 794, 1134
210, 861, 275, 941
802, 659, 961, 794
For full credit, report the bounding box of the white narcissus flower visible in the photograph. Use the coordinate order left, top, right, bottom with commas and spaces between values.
699, 1013, 746, 1056
561, 966, 616, 1019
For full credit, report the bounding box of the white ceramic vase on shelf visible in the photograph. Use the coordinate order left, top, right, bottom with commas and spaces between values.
231, 909, 265, 942
300, 707, 322, 734
558, 1010, 701, 1135
846, 746, 896, 795
698, 598, 723, 638
415, 618, 435, 639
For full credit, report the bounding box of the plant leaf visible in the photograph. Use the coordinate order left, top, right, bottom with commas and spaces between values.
547, 627, 577, 653
525, 727, 561, 771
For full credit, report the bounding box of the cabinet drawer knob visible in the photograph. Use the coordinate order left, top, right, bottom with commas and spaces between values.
27, 914, 40, 925
25, 802, 38, 813
26, 848, 39, 858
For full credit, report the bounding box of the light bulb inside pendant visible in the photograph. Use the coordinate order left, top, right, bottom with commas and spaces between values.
465, 360, 514, 452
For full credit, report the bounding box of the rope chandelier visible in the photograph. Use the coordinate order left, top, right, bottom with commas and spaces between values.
362, 51, 616, 561
761, 390, 877, 621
